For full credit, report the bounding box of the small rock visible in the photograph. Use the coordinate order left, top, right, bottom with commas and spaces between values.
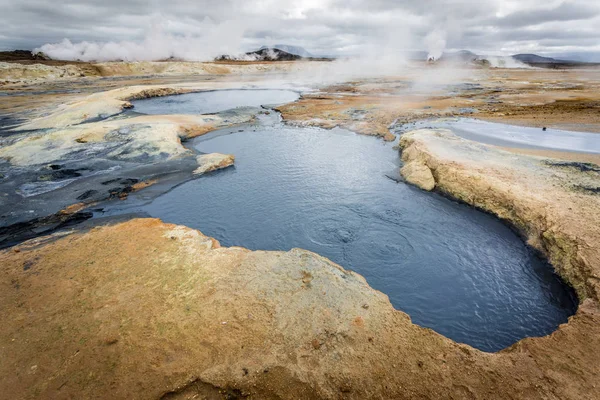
194, 153, 235, 175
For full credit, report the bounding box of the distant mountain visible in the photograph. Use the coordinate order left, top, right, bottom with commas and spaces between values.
246, 48, 303, 61
215, 47, 303, 62
260, 44, 313, 58
421, 51, 599, 68
511, 53, 599, 68
216, 45, 335, 62
0, 49, 51, 61
547, 52, 600, 63
512, 54, 564, 64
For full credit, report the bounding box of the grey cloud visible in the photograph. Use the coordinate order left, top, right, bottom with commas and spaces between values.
0, 0, 598, 58
492, 1, 600, 27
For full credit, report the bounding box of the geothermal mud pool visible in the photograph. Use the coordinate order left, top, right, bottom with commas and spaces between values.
98, 92, 578, 352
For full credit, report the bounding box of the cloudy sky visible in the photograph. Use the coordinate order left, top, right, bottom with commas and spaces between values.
1, 0, 599, 60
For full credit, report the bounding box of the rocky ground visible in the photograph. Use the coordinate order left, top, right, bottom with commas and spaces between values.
0, 59, 308, 86
1, 60, 600, 399
1, 217, 599, 400
277, 67, 600, 139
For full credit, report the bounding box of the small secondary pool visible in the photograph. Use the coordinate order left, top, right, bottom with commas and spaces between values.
410, 118, 600, 154
132, 89, 300, 115
106, 96, 577, 351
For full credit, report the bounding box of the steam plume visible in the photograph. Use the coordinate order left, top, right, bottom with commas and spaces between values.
424, 29, 447, 60
34, 19, 246, 62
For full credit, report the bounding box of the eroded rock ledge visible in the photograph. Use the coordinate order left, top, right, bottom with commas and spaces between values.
1, 216, 599, 399
399, 129, 600, 302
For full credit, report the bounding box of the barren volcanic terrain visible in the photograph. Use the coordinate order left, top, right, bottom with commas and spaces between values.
1, 58, 599, 399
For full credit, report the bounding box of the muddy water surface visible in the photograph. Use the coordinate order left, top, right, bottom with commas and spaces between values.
133, 89, 300, 115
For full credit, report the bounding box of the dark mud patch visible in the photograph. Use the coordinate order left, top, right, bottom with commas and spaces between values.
544, 160, 600, 173
76, 189, 98, 200
0, 156, 198, 243
0, 211, 93, 249
101, 177, 139, 185
38, 166, 85, 181
574, 185, 600, 194
0, 115, 26, 136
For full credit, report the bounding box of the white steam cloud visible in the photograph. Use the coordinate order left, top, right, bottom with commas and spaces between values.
34, 19, 247, 62
424, 29, 447, 60
485, 56, 531, 68
32, 12, 531, 73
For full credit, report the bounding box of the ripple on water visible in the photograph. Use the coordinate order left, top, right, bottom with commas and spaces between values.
303, 205, 365, 246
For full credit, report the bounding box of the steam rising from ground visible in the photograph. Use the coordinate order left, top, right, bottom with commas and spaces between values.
35, 12, 454, 64
485, 56, 531, 68
32, 11, 533, 88
425, 29, 447, 60
35, 20, 246, 62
